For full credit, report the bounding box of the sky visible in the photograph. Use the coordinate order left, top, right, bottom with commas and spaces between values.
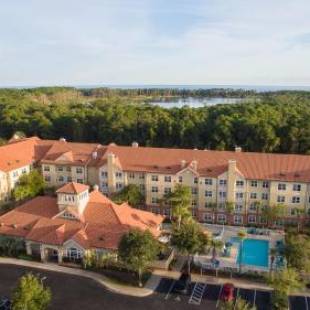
0, 0, 310, 86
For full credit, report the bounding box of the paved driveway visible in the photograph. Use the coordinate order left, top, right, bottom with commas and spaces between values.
0, 264, 306, 310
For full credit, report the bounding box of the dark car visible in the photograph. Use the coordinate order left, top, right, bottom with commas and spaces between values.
174, 271, 191, 295
0, 297, 11, 310
220, 283, 234, 302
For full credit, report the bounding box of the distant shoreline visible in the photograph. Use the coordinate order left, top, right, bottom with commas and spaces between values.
1, 84, 310, 92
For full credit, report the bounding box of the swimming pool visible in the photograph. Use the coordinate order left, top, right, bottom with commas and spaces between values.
230, 237, 269, 268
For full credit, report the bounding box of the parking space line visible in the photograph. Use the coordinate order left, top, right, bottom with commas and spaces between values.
253, 289, 256, 307
164, 280, 175, 300
305, 296, 309, 310
216, 285, 223, 308
233, 288, 240, 310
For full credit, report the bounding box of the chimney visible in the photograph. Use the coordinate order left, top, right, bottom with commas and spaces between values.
191, 160, 198, 171
235, 146, 242, 152
92, 151, 98, 159
59, 137, 66, 143
181, 160, 186, 168
93, 184, 99, 192
132, 141, 139, 148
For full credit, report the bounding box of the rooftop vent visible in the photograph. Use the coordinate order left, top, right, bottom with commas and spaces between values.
235, 146, 242, 152
92, 151, 98, 159
294, 173, 301, 177
59, 137, 66, 142
93, 184, 99, 192
181, 160, 186, 168
132, 141, 139, 148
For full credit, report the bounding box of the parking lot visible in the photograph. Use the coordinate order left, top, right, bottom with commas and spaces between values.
155, 278, 272, 310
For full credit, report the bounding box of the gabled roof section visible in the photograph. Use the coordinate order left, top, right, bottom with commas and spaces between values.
56, 182, 89, 195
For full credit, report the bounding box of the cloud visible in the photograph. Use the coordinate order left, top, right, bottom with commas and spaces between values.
0, 0, 309, 86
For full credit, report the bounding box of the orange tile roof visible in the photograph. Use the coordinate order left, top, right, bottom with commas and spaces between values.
104, 145, 310, 182
56, 182, 89, 194
2, 136, 310, 183
0, 189, 163, 250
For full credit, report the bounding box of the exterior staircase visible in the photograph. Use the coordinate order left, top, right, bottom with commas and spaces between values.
188, 282, 207, 305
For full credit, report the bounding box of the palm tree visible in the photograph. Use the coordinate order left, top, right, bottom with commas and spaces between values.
163, 184, 192, 229
237, 230, 247, 273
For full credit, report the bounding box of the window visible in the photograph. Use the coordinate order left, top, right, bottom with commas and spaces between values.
219, 179, 227, 186
151, 197, 159, 204
101, 171, 108, 178
205, 178, 213, 185
151, 175, 158, 182
262, 181, 269, 188
57, 166, 63, 172
13, 171, 18, 178
293, 184, 301, 192
178, 176, 183, 183
259, 216, 267, 224
164, 187, 171, 194
204, 213, 213, 222
234, 215, 243, 225
129, 173, 135, 179
251, 180, 258, 187
192, 187, 198, 195
235, 204, 243, 212
277, 196, 285, 203
66, 166, 71, 172
217, 214, 226, 223
249, 203, 257, 212
248, 215, 256, 224
22, 168, 27, 174
43, 166, 50, 172
236, 180, 244, 187
58, 176, 64, 182
101, 182, 108, 189
139, 184, 145, 191
163, 208, 171, 216
235, 192, 244, 199
205, 191, 212, 197
139, 173, 145, 179
250, 192, 257, 199
67, 176, 72, 182
261, 193, 268, 200
152, 186, 158, 193
65, 248, 83, 260
115, 172, 122, 178
116, 182, 123, 190
278, 183, 286, 191
77, 179, 84, 184
292, 196, 300, 203
191, 200, 197, 207
219, 191, 226, 198
44, 175, 51, 182
194, 177, 198, 184
164, 176, 171, 183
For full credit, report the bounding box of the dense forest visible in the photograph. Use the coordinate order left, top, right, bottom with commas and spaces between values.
0, 87, 310, 154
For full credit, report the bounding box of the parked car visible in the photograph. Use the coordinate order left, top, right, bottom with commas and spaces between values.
174, 271, 191, 295
220, 283, 235, 302
0, 297, 11, 310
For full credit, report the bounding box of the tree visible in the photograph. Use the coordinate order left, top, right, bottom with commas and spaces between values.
220, 297, 256, 310
12, 273, 51, 310
118, 229, 159, 287
112, 184, 144, 208
268, 268, 303, 310
171, 221, 209, 274
262, 204, 287, 227
237, 230, 247, 273
12, 170, 45, 201
285, 233, 310, 273
268, 268, 303, 296
163, 184, 192, 229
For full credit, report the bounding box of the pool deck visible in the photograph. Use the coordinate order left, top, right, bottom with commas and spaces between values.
197, 224, 285, 272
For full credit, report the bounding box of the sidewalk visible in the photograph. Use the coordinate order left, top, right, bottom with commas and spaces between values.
0, 257, 160, 297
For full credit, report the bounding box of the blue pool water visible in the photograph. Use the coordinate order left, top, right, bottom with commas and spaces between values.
230, 237, 269, 268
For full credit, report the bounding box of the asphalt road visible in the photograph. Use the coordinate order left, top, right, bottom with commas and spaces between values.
0, 264, 306, 310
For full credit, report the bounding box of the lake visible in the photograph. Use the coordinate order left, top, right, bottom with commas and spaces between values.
146, 97, 253, 108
